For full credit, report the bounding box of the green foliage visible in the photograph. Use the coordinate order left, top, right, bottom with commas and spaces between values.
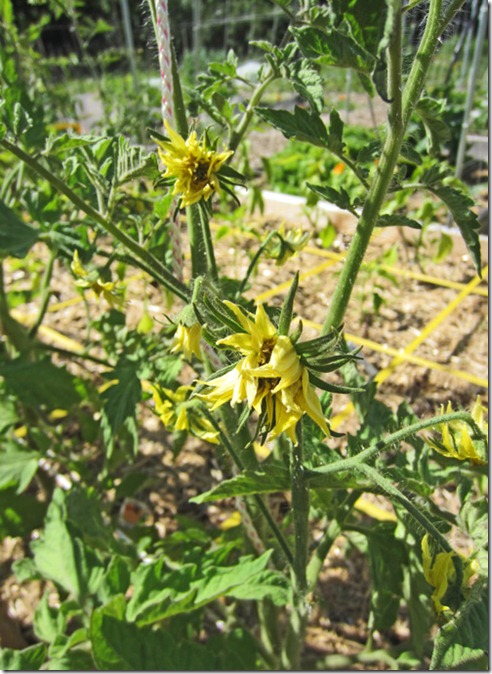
0, 0, 487, 670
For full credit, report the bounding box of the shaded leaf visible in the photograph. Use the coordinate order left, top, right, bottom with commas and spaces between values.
101, 357, 142, 436
0, 200, 38, 258
0, 489, 46, 538
0, 357, 82, 410
0, 442, 39, 493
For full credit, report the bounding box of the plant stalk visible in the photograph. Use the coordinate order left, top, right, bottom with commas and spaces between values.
284, 421, 310, 669
229, 70, 278, 153
305, 410, 482, 481
321, 0, 444, 334
198, 204, 219, 282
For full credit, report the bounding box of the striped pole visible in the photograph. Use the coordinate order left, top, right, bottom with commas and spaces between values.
155, 0, 184, 283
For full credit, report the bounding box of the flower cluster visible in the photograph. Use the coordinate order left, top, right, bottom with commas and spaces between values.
198, 301, 330, 444
157, 121, 233, 207
421, 534, 478, 614
152, 384, 219, 444
264, 223, 310, 266
426, 396, 488, 465
170, 323, 202, 361
71, 250, 122, 309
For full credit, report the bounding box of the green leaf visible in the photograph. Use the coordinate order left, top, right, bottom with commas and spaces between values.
190, 467, 290, 503
255, 106, 329, 147
0, 643, 47, 670
126, 560, 197, 624
290, 58, 324, 113
307, 183, 353, 211
227, 569, 290, 606
192, 551, 272, 607
414, 98, 451, 155
328, 108, 345, 153
0, 358, 82, 410
101, 357, 142, 436
65, 487, 113, 550
366, 523, 405, 630
430, 580, 488, 670
377, 214, 422, 230
0, 442, 39, 493
92, 596, 200, 670
127, 551, 273, 625
291, 23, 375, 72
33, 591, 63, 643
432, 185, 481, 273
0, 200, 39, 258
432, 231, 453, 263
43, 650, 95, 671
98, 555, 132, 604
31, 489, 104, 603
0, 489, 46, 538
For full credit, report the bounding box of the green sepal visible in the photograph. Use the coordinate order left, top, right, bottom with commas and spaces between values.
295, 327, 342, 357
147, 127, 170, 145
278, 271, 299, 336
309, 372, 365, 394
217, 163, 248, 184
202, 295, 246, 334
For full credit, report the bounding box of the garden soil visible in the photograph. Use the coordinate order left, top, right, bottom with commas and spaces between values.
0, 117, 488, 668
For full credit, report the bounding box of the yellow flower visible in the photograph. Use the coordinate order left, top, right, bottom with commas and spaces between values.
199, 301, 330, 443
71, 250, 122, 309
265, 223, 310, 266
427, 396, 488, 465
157, 121, 233, 207
421, 534, 478, 614
152, 385, 219, 444
170, 323, 202, 361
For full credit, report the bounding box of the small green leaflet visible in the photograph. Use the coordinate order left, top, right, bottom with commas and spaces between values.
377, 214, 422, 230
0, 442, 39, 493
429, 185, 482, 274
190, 466, 290, 503
255, 106, 329, 147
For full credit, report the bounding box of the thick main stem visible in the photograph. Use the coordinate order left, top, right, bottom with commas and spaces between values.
284, 422, 310, 670
321, 0, 444, 334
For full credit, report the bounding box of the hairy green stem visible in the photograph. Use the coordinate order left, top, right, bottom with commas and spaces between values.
321, 0, 444, 334
28, 247, 57, 338
306, 491, 361, 589
0, 138, 190, 302
198, 204, 218, 282
229, 70, 278, 153
305, 410, 482, 481
357, 463, 453, 553
34, 343, 114, 368
201, 407, 294, 568
237, 232, 276, 297
284, 422, 310, 670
